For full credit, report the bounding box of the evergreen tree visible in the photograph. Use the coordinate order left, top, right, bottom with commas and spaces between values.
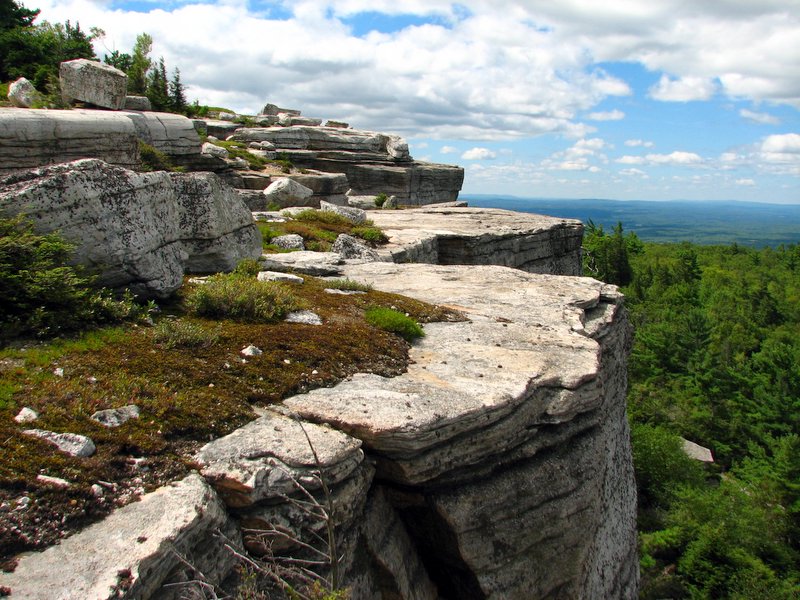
168, 67, 186, 113
145, 56, 169, 111
0, 0, 38, 31
127, 32, 152, 94
103, 49, 132, 73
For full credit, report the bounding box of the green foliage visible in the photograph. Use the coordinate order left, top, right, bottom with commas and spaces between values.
168, 66, 186, 112
152, 318, 220, 349
184, 272, 301, 322
145, 55, 169, 111
374, 192, 388, 207
233, 258, 262, 278
364, 307, 424, 342
351, 225, 388, 245
0, 216, 145, 341
582, 220, 641, 286
212, 140, 268, 169
324, 278, 373, 292
127, 32, 152, 94
137, 140, 181, 172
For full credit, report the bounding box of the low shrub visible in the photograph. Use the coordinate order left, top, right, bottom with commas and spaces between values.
152, 318, 220, 349
365, 307, 424, 342
138, 141, 182, 172
233, 258, 262, 278
325, 278, 373, 292
374, 192, 388, 207
293, 210, 351, 226
352, 225, 388, 245
0, 216, 146, 341
184, 272, 302, 322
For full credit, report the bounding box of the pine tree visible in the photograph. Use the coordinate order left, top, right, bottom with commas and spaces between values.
168, 67, 187, 113
127, 32, 152, 95
145, 56, 168, 111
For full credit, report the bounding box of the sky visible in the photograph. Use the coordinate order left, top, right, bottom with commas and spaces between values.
31, 0, 800, 203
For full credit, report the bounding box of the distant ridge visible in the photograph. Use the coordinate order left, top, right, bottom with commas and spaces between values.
462, 196, 800, 247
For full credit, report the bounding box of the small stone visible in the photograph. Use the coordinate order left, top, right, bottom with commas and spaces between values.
271, 234, 305, 251
319, 201, 367, 225
90, 405, 140, 428
283, 359, 291, 364
14, 407, 39, 423
53, 368, 64, 377
87, 376, 98, 384
36, 474, 70, 488
324, 288, 367, 296
91, 484, 104, 497
257, 271, 304, 284
201, 142, 229, 159
285, 310, 323, 325
22, 429, 96, 457
241, 345, 263, 357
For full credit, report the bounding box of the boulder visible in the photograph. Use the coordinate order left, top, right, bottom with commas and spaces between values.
59, 58, 127, 110
263, 177, 314, 208
272, 234, 305, 250
7, 77, 38, 108
23, 429, 96, 457
325, 120, 350, 128
259, 251, 344, 276
123, 95, 151, 111
320, 200, 367, 225
202, 142, 229, 158
332, 234, 379, 261
123, 111, 201, 157
90, 405, 140, 428
0, 159, 262, 298
278, 114, 323, 127
260, 102, 301, 116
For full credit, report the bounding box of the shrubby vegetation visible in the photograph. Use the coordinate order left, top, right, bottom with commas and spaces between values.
587, 225, 800, 598
365, 307, 424, 342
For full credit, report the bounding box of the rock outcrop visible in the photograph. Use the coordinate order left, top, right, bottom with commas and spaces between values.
0, 108, 201, 174
59, 59, 127, 110
0, 159, 261, 297
229, 125, 464, 204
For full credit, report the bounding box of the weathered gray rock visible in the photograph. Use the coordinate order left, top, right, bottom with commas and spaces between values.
7, 77, 38, 108
320, 200, 367, 225
259, 251, 344, 276
123, 95, 151, 111
236, 188, 268, 210
369, 206, 583, 275
90, 404, 140, 428
258, 271, 304, 283
272, 233, 305, 250
200, 119, 241, 139
332, 234, 379, 261
229, 126, 406, 156
196, 411, 365, 508
123, 110, 201, 157
0, 474, 241, 600
202, 141, 229, 158
263, 177, 314, 208
260, 103, 301, 116
22, 429, 96, 457
286, 170, 349, 206
59, 59, 127, 110
682, 438, 714, 462
332, 161, 464, 205
217, 111, 237, 121
13, 407, 38, 423
284, 262, 638, 599
0, 159, 262, 297
382, 194, 399, 209
278, 114, 323, 127
325, 120, 349, 129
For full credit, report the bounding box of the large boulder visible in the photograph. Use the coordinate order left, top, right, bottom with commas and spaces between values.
0, 159, 262, 298
263, 177, 314, 208
7, 77, 38, 108
59, 59, 127, 110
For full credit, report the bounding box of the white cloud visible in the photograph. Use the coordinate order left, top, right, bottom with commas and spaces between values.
735, 178, 756, 186
625, 139, 655, 148
617, 151, 703, 166
761, 133, 800, 154
440, 145, 458, 154
739, 109, 780, 125
587, 109, 625, 121
649, 75, 717, 102
617, 155, 646, 165
620, 168, 649, 178
461, 147, 497, 160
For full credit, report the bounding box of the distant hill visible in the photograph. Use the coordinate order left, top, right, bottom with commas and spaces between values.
462, 196, 800, 247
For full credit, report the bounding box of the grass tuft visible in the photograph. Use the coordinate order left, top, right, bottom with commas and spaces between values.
365, 307, 424, 342
184, 273, 302, 322
152, 319, 220, 349
325, 278, 373, 292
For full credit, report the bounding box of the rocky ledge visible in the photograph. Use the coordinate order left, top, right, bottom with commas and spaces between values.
0, 263, 638, 599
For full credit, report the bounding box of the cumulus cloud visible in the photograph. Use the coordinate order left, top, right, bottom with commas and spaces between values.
625, 139, 655, 148
740, 109, 780, 125
617, 151, 703, 166
587, 109, 625, 121
461, 147, 497, 160
649, 75, 718, 102
735, 178, 756, 186
440, 145, 458, 154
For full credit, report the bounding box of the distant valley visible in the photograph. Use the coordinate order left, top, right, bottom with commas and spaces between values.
463, 195, 800, 247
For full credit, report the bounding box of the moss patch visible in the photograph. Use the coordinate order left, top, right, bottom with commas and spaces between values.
0, 276, 464, 566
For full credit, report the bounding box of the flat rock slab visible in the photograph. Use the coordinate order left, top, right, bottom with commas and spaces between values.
284, 262, 624, 484
260, 251, 344, 276
0, 474, 239, 600
196, 410, 365, 508
369, 206, 583, 275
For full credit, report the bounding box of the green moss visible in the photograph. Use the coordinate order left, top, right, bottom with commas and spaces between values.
352, 225, 388, 245
211, 140, 268, 169
365, 307, 425, 342
138, 141, 183, 172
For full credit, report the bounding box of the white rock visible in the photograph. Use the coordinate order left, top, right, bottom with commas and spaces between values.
23, 429, 96, 457
90, 404, 140, 428
53, 367, 64, 377
59, 59, 127, 110
263, 178, 314, 209
257, 271, 305, 284
201, 141, 229, 158
217, 111, 237, 121
241, 345, 263, 357
36, 474, 70, 488
332, 233, 379, 261
681, 438, 714, 462
8, 77, 38, 108
320, 201, 367, 225
285, 310, 323, 325
271, 234, 305, 250
14, 407, 39, 423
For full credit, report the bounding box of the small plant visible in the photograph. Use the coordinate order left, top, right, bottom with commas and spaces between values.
138, 141, 182, 172
373, 193, 388, 208
152, 318, 220, 349
324, 278, 373, 292
351, 226, 388, 245
212, 140, 268, 169
293, 210, 350, 226
365, 307, 424, 342
234, 258, 262, 278
184, 272, 302, 322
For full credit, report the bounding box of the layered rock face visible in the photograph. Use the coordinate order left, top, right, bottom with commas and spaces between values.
0, 108, 200, 174
229, 125, 464, 204
0, 159, 261, 297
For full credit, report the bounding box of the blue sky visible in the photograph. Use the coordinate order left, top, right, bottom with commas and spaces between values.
34, 0, 800, 203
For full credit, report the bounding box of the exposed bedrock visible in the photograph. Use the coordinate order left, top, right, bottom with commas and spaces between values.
0, 159, 261, 298
370, 205, 584, 275
282, 262, 638, 599
0, 108, 200, 173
